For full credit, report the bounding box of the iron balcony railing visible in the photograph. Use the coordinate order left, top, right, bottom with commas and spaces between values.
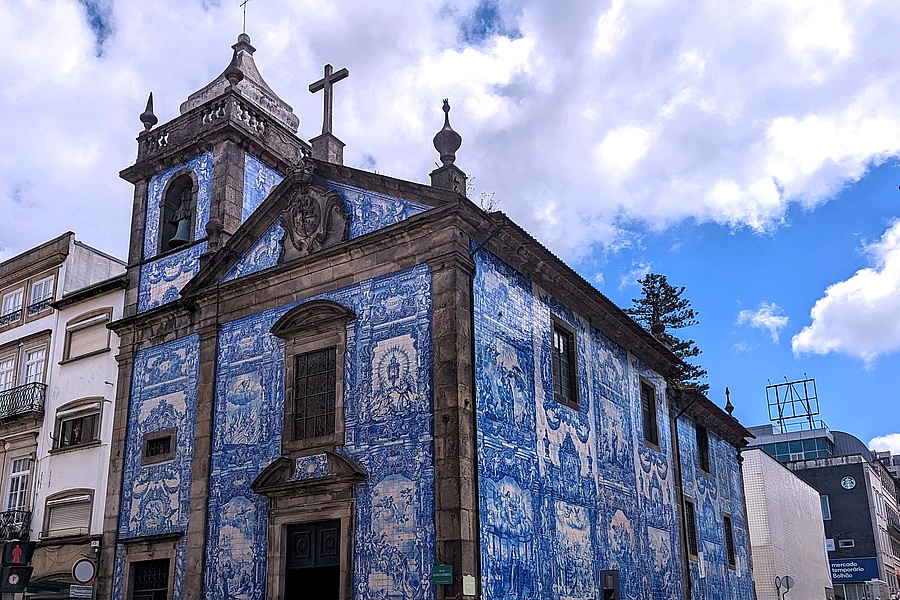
26, 299, 52, 315
0, 309, 21, 327
0, 382, 46, 420
0, 510, 30, 540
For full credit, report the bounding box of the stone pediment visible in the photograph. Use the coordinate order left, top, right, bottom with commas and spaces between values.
180, 156, 351, 294
251, 452, 366, 496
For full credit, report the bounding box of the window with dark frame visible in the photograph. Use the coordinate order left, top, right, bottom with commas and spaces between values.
293, 348, 337, 441
141, 429, 176, 465
64, 311, 111, 361
44, 492, 92, 538
723, 513, 736, 568
697, 424, 711, 473
131, 558, 169, 600
551, 322, 578, 408
641, 380, 659, 446
821, 495, 832, 520
57, 411, 100, 448
684, 496, 699, 559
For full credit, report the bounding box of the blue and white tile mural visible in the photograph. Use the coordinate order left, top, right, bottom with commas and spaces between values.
222, 181, 432, 283
243, 153, 284, 221
473, 249, 751, 599
677, 417, 753, 599
138, 153, 212, 312
113, 335, 200, 599
203, 265, 435, 600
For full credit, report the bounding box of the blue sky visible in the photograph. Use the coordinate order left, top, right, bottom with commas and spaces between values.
1, 0, 898, 450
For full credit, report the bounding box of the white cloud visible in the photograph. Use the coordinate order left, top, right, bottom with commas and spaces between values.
869, 433, 900, 454
793, 220, 900, 361
737, 302, 790, 343
3, 0, 900, 262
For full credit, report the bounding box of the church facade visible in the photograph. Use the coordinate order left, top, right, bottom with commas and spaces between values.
100, 34, 754, 600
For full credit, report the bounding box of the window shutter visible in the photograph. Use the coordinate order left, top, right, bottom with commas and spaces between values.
47, 497, 92, 536
68, 324, 108, 358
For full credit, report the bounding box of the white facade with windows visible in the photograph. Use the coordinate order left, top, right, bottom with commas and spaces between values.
0, 232, 124, 596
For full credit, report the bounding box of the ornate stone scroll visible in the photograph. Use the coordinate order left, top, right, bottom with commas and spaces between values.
278, 158, 349, 263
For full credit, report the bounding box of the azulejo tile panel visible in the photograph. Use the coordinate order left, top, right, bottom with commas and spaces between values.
329, 182, 430, 239
474, 249, 689, 599
138, 242, 207, 312
243, 153, 284, 222
112, 335, 199, 600
677, 417, 753, 599
221, 182, 432, 284
204, 265, 434, 600
118, 335, 199, 538
143, 153, 213, 259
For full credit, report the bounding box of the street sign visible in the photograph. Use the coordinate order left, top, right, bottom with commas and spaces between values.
72, 558, 96, 584
432, 564, 453, 585
69, 584, 93, 598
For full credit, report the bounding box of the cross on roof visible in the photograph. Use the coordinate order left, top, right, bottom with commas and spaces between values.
309, 64, 349, 136
240, 0, 250, 33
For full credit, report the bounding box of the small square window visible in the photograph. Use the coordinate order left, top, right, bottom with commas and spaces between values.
551, 321, 578, 409
641, 380, 660, 447
838, 539, 855, 548
141, 429, 176, 465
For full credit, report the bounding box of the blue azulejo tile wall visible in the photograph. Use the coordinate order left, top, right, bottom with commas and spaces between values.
243, 153, 283, 222
203, 265, 435, 600
138, 153, 212, 313
112, 335, 200, 600
222, 180, 432, 284
677, 417, 753, 599
473, 250, 684, 599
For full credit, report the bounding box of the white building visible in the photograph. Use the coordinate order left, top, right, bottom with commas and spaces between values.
0, 232, 125, 597
742, 447, 834, 600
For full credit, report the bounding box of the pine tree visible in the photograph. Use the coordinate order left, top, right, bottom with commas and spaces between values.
624, 273, 709, 392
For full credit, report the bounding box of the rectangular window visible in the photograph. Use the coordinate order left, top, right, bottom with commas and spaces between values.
64, 313, 111, 360
27, 277, 54, 314
551, 323, 578, 408
697, 424, 710, 473
45, 494, 92, 537
131, 559, 170, 600
723, 513, 736, 568
57, 411, 100, 448
821, 495, 831, 520
0, 290, 23, 326
6, 458, 30, 511
141, 429, 176, 465
23, 348, 45, 384
0, 356, 14, 391
684, 496, 699, 558
641, 380, 659, 446
838, 539, 855, 548
293, 348, 336, 441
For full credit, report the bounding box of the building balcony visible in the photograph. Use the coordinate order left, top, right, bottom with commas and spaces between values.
0, 309, 21, 327
0, 510, 30, 540
0, 382, 46, 421
26, 299, 52, 315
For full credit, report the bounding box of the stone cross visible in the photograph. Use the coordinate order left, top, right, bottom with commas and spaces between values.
240, 0, 250, 33
309, 64, 349, 136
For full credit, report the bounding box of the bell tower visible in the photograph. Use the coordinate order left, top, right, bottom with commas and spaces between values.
119, 34, 307, 317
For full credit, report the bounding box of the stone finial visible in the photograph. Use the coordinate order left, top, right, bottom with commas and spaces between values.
433, 99, 462, 166
140, 92, 158, 131
651, 318, 665, 337
725, 387, 734, 415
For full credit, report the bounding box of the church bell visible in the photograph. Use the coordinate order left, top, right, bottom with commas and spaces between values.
168, 217, 191, 249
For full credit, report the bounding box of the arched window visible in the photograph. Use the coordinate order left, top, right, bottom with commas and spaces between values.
158, 173, 196, 253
